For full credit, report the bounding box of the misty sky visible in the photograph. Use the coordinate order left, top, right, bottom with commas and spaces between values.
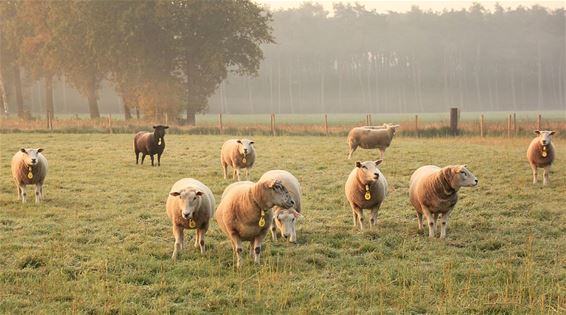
256, 0, 565, 13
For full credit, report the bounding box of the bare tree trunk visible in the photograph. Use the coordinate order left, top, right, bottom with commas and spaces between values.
0, 67, 7, 116
14, 65, 25, 119
45, 75, 54, 120
86, 76, 100, 119
121, 95, 132, 120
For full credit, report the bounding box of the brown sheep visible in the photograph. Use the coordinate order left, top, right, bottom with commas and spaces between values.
409, 165, 478, 238
347, 123, 400, 159
11, 148, 48, 203
527, 130, 556, 185
215, 178, 294, 268
345, 160, 388, 230
134, 125, 169, 166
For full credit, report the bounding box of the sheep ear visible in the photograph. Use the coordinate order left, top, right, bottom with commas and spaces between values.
549, 131, 556, 135
534, 130, 541, 135
37, 148, 44, 153
442, 167, 454, 179
355, 161, 362, 168
170, 192, 181, 197
195, 191, 203, 196
375, 159, 383, 166
164, 126, 169, 129
250, 141, 255, 145
153, 125, 157, 129
291, 209, 302, 218
20, 148, 27, 153
236, 139, 242, 144
267, 179, 280, 189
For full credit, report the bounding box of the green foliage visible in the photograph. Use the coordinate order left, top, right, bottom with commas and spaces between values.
0, 134, 564, 313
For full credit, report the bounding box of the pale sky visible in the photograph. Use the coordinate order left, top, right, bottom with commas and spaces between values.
255, 0, 565, 13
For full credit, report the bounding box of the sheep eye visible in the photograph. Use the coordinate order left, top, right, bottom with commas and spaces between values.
361, 165, 367, 169
460, 171, 466, 176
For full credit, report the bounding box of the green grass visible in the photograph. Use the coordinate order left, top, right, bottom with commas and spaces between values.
0, 134, 564, 313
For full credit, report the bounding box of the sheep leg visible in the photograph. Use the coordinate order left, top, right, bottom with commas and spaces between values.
252, 237, 262, 265
270, 218, 277, 241
235, 168, 241, 181
20, 185, 27, 203
157, 153, 161, 166
530, 163, 538, 184
422, 208, 436, 238
379, 149, 385, 159
196, 229, 206, 254
135, 151, 140, 164
35, 184, 41, 204
222, 163, 228, 179
228, 233, 244, 268
172, 225, 184, 261
141, 154, 146, 165
347, 145, 357, 159
370, 206, 380, 227
432, 213, 439, 234
543, 166, 550, 185
416, 212, 424, 234
150, 154, 155, 166
16, 184, 21, 201
439, 212, 451, 239
245, 167, 252, 180
232, 168, 237, 180
350, 204, 364, 230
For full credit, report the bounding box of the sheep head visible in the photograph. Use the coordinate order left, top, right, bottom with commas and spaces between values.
170, 188, 203, 220
19, 148, 44, 166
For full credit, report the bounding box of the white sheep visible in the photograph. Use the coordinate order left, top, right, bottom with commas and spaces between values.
166, 178, 215, 260
345, 160, 388, 230
347, 123, 400, 159
259, 170, 302, 243
220, 139, 256, 181
215, 178, 294, 268
527, 130, 556, 185
11, 148, 48, 203
409, 165, 478, 238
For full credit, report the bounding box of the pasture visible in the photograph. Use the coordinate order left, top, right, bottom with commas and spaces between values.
0, 133, 564, 314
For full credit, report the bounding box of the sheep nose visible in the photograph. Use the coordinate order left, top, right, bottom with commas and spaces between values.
290, 199, 295, 206
374, 173, 379, 178
31, 159, 37, 163
283, 234, 289, 239
474, 179, 478, 184
183, 213, 191, 219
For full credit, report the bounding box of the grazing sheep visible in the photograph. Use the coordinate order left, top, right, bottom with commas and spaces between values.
220, 139, 256, 181
527, 130, 556, 185
166, 178, 215, 260
11, 148, 48, 203
215, 178, 294, 268
134, 125, 169, 166
409, 165, 478, 238
259, 170, 302, 243
347, 123, 400, 159
345, 160, 388, 230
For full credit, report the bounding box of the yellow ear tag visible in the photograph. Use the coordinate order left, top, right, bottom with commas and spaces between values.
364, 184, 371, 200
242, 157, 247, 163
188, 219, 196, 228
542, 146, 547, 157
27, 167, 33, 179
258, 210, 266, 227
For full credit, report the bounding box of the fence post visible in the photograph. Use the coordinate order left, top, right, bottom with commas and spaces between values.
218, 113, 223, 134
108, 114, 113, 134
415, 114, 419, 137
271, 113, 276, 136
480, 114, 484, 138
507, 113, 511, 138
513, 112, 517, 136
324, 114, 329, 136
368, 114, 372, 126
450, 107, 458, 136
537, 114, 541, 130
165, 112, 168, 126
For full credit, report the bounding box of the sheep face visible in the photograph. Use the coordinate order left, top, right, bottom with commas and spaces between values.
355, 160, 383, 183
449, 165, 478, 188
534, 130, 555, 146
236, 139, 254, 156
275, 209, 300, 242
153, 125, 169, 141
170, 189, 203, 220
267, 180, 295, 209
383, 123, 400, 135
19, 148, 43, 166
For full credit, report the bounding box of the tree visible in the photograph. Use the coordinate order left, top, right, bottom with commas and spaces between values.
168, 0, 273, 125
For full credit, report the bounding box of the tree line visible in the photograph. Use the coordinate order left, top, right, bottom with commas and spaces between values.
211, 3, 565, 114
0, 0, 273, 124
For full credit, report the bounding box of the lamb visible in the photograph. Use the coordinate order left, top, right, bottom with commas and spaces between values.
344, 160, 388, 230
11, 148, 48, 203
527, 130, 556, 185
134, 125, 168, 166
347, 123, 400, 159
409, 165, 478, 238
215, 178, 294, 268
166, 178, 215, 260
220, 139, 256, 181
259, 170, 302, 243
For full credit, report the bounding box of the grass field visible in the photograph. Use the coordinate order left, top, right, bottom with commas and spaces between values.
0, 133, 564, 313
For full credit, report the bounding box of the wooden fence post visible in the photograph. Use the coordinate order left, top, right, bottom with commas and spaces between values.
537, 114, 541, 130
368, 114, 372, 126
218, 113, 223, 134
324, 114, 328, 136
271, 113, 276, 136
507, 113, 511, 138
108, 114, 113, 134
415, 114, 419, 137
480, 114, 484, 138
450, 107, 458, 136
513, 112, 517, 136
165, 112, 168, 126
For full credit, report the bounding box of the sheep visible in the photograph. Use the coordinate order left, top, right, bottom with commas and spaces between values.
345, 160, 388, 230
259, 170, 302, 243
409, 165, 478, 238
215, 178, 294, 268
220, 138, 256, 181
347, 123, 400, 159
166, 178, 215, 260
134, 125, 169, 166
527, 130, 556, 185
11, 148, 48, 204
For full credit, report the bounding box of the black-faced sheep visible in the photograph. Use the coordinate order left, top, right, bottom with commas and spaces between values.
409, 165, 478, 238
527, 130, 556, 185
220, 139, 256, 181
11, 148, 48, 203
345, 160, 388, 230
215, 178, 294, 268
134, 125, 168, 166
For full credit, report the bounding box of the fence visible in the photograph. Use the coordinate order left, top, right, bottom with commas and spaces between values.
1, 111, 565, 137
